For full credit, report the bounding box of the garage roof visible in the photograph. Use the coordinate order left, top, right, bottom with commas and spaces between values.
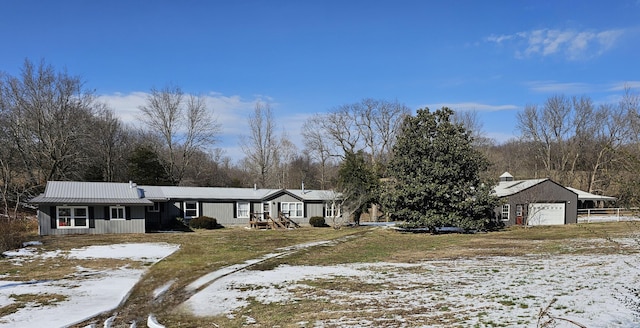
566, 187, 616, 202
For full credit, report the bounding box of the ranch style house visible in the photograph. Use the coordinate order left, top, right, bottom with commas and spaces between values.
29, 181, 341, 236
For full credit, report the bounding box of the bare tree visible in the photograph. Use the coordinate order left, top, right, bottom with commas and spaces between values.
517, 95, 596, 185
303, 98, 409, 166
240, 102, 280, 188
452, 110, 494, 148
3, 60, 98, 183
138, 85, 220, 185
85, 106, 132, 182
277, 132, 298, 188
302, 115, 336, 189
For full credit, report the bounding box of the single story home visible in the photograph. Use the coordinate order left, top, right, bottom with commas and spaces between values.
493, 172, 616, 226
29, 181, 341, 236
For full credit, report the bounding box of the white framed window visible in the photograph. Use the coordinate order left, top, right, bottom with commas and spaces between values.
184, 201, 198, 218
110, 206, 126, 220
516, 204, 523, 217
148, 202, 160, 212
57, 206, 88, 228
281, 202, 303, 218
237, 202, 250, 219
501, 204, 510, 221
325, 202, 341, 218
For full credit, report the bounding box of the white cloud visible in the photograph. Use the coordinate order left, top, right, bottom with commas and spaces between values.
424, 102, 519, 112
608, 81, 640, 91
98, 92, 148, 127
526, 80, 640, 94
487, 27, 625, 60
525, 81, 594, 94
97, 91, 309, 163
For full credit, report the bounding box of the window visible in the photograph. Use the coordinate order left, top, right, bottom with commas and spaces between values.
237, 202, 250, 218
501, 204, 510, 221
325, 202, 341, 218
184, 201, 198, 218
148, 202, 160, 212
57, 206, 88, 228
516, 204, 523, 217
110, 206, 125, 220
281, 202, 303, 218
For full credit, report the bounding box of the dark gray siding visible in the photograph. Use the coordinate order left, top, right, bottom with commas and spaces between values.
496, 180, 578, 226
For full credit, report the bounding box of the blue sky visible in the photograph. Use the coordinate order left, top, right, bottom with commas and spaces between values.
1, 1, 639, 161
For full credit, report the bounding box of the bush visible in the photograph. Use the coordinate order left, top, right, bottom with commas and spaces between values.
0, 217, 38, 253
189, 216, 218, 229
309, 216, 327, 227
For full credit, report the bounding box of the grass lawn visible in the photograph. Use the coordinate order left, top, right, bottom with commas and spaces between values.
3, 221, 640, 327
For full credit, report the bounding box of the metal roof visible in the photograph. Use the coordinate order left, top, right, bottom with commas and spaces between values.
27, 195, 153, 205
493, 178, 616, 202
140, 185, 341, 201
493, 178, 549, 197
29, 181, 342, 204
29, 181, 152, 205
140, 185, 276, 200
566, 187, 616, 202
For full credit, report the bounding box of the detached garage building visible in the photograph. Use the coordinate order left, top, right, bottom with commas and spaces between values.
494, 172, 578, 226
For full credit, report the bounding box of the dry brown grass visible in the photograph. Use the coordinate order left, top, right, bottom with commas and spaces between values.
2, 222, 638, 327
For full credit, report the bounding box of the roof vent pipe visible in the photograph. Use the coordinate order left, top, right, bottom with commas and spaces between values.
129, 180, 137, 189
302, 181, 305, 193
254, 183, 257, 191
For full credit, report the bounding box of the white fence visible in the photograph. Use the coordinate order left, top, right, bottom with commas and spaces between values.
577, 208, 639, 223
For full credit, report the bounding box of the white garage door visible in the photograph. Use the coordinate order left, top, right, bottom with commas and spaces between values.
527, 203, 565, 226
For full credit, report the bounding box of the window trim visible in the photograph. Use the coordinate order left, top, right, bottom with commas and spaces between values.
183, 201, 199, 219
148, 202, 160, 212
110, 206, 126, 220
237, 201, 250, 219
281, 202, 304, 218
325, 202, 341, 218
57, 206, 89, 229
501, 204, 510, 221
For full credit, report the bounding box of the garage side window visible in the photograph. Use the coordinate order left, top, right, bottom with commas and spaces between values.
501, 204, 510, 221
57, 206, 89, 228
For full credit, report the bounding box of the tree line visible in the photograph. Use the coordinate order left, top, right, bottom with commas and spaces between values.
1, 59, 639, 223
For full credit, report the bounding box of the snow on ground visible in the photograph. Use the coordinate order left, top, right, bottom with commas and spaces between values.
578, 215, 640, 223
0, 243, 179, 328
181, 244, 640, 327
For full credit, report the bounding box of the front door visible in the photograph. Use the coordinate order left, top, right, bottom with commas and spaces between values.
263, 202, 272, 220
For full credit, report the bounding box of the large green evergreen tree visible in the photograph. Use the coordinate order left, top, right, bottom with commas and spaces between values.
127, 145, 171, 185
381, 107, 498, 231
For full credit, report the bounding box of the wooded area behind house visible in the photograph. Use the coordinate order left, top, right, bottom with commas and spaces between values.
1, 59, 640, 218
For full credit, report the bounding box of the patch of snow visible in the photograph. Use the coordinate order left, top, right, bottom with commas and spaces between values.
153, 279, 176, 300
181, 254, 640, 327
66, 243, 179, 263
578, 215, 640, 223
22, 241, 42, 247
147, 314, 165, 328
0, 243, 178, 328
